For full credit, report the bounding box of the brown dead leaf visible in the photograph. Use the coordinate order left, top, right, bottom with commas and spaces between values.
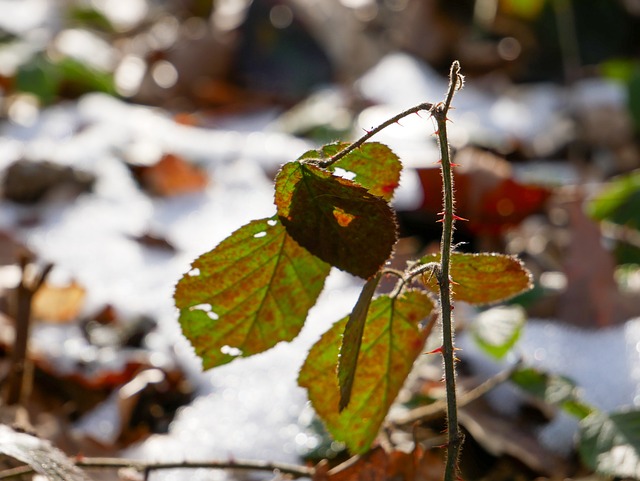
324, 445, 445, 481
133, 153, 208, 197
32, 281, 85, 323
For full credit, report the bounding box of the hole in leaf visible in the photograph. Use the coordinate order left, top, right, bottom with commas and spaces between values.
188, 268, 200, 277
254, 231, 267, 238
267, 219, 278, 226
333, 207, 356, 227
333, 167, 357, 181
189, 303, 212, 312
221, 345, 242, 357
207, 311, 219, 320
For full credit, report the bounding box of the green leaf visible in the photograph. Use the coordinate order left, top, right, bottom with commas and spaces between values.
275, 161, 397, 279
419, 252, 532, 305
587, 169, 640, 229
299, 142, 402, 201
579, 409, 640, 478
174, 217, 330, 369
473, 305, 526, 359
510, 367, 593, 419
16, 55, 61, 105
0, 425, 91, 481
338, 273, 381, 411
299, 290, 435, 454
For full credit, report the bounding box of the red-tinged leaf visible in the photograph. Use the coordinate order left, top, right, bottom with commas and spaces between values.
0, 425, 92, 481
419, 252, 532, 305
174, 217, 330, 369
299, 290, 435, 454
299, 142, 402, 201
416, 148, 551, 235
133, 153, 208, 197
338, 273, 381, 411
275, 162, 397, 279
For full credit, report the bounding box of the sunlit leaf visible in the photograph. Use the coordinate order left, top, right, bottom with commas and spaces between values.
579, 409, 640, 478
419, 252, 532, 305
299, 290, 435, 453
472, 305, 526, 359
510, 367, 593, 419
275, 161, 397, 279
338, 273, 381, 411
0, 425, 91, 481
299, 142, 402, 201
175, 217, 330, 369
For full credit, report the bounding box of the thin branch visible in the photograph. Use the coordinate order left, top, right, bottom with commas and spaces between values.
4, 254, 53, 406
0, 458, 315, 480
318, 102, 434, 168
393, 361, 522, 426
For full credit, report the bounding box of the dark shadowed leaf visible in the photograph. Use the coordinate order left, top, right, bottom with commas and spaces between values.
275, 162, 397, 279
174, 217, 330, 369
299, 142, 402, 201
338, 273, 381, 411
472, 305, 526, 359
579, 409, 640, 478
299, 290, 434, 453
0, 425, 92, 481
419, 252, 532, 305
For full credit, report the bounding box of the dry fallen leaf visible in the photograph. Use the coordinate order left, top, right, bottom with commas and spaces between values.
321, 445, 445, 481
133, 153, 208, 197
32, 281, 86, 323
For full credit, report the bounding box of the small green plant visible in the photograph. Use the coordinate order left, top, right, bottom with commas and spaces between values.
174, 63, 530, 479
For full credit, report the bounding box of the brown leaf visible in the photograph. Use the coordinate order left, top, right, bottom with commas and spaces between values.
325, 446, 445, 481
32, 282, 86, 323
559, 196, 623, 327
133, 153, 208, 197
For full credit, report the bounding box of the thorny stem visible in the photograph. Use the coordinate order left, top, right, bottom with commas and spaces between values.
434, 61, 464, 481
318, 102, 434, 168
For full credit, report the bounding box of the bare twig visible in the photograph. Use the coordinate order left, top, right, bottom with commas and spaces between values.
4, 254, 53, 406
0, 457, 315, 480
394, 361, 522, 426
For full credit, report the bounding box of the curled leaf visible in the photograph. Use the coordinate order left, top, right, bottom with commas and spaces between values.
338, 273, 381, 411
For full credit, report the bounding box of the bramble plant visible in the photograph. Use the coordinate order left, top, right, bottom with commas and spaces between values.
174, 62, 640, 480
174, 62, 532, 480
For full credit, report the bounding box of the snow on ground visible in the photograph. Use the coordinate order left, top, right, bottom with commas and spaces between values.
0, 53, 638, 479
